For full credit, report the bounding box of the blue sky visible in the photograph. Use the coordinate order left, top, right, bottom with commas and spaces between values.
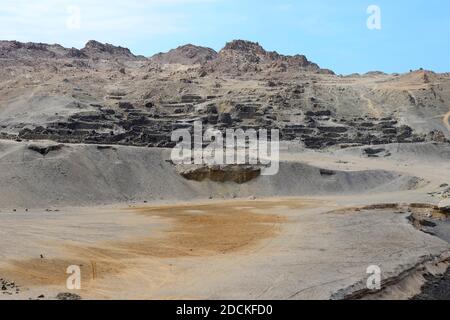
1, 0, 449, 74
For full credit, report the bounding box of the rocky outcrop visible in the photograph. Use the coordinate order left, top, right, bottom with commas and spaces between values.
0, 41, 65, 59
0, 40, 145, 61
439, 200, 450, 214
176, 164, 261, 184
201, 40, 329, 75
13, 99, 430, 150
81, 40, 146, 60
151, 44, 217, 65
28, 144, 64, 156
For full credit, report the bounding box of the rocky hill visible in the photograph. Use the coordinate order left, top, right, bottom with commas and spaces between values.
0, 40, 145, 61
201, 40, 330, 75
0, 39, 448, 150
151, 44, 217, 65
80, 40, 146, 61
0, 41, 71, 60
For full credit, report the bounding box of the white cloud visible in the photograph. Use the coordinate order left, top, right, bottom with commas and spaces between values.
0, 0, 217, 47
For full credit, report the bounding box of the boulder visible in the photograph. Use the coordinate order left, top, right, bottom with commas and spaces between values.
218, 113, 233, 125
438, 199, 450, 214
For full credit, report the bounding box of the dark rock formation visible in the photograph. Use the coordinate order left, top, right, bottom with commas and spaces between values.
176, 165, 261, 184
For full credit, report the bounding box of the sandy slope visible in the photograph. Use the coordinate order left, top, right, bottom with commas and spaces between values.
0, 140, 449, 300
0, 140, 420, 209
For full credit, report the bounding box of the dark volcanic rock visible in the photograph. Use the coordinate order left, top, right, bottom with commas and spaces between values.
363, 148, 386, 156
56, 292, 82, 300
218, 113, 233, 125
412, 267, 450, 300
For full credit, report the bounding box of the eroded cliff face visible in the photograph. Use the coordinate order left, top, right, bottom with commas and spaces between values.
175, 164, 261, 184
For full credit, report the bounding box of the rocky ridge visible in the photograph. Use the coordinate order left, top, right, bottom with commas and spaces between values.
151, 44, 218, 65
0, 39, 449, 150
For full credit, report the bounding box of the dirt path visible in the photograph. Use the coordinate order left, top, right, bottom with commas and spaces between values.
444, 111, 450, 132
361, 91, 381, 119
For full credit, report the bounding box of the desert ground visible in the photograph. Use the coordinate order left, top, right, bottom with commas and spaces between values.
0, 39, 449, 300
0, 141, 449, 300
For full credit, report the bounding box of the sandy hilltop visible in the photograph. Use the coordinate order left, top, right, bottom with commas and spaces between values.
0, 39, 449, 300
